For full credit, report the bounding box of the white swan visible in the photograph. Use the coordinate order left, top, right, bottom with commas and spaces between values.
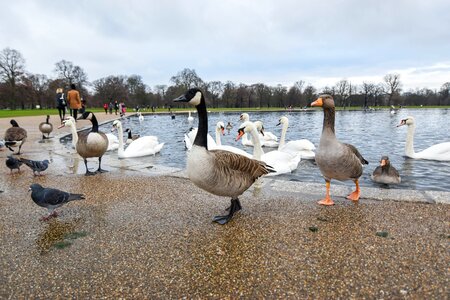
138, 112, 144, 122
184, 127, 216, 150
105, 133, 119, 151
397, 116, 450, 161
238, 113, 270, 147
213, 121, 252, 158
112, 120, 164, 158
254, 121, 278, 148
237, 121, 301, 176
187, 111, 194, 125
277, 116, 316, 159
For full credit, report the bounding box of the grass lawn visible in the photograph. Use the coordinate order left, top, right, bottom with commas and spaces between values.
1, 105, 448, 118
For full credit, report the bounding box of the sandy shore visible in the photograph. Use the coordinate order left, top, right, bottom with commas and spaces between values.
0, 113, 448, 298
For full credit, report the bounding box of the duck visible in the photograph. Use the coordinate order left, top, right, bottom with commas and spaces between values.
138, 112, 144, 122
397, 116, 450, 161
174, 88, 274, 224
111, 120, 164, 158
74, 112, 109, 175
124, 128, 140, 144
4, 119, 27, 155
213, 121, 252, 158
371, 156, 401, 184
39, 115, 53, 139
311, 94, 368, 206
277, 116, 316, 159
187, 111, 194, 125
237, 121, 300, 176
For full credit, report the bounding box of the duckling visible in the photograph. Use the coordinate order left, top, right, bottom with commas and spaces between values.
371, 156, 401, 184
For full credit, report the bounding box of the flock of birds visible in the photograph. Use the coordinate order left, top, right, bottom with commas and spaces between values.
2, 88, 450, 224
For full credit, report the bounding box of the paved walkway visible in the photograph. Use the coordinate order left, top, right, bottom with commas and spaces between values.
0, 112, 448, 298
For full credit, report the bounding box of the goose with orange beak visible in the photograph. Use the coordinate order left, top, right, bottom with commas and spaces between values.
311, 94, 368, 205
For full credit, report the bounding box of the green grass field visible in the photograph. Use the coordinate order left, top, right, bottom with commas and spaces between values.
0, 106, 448, 118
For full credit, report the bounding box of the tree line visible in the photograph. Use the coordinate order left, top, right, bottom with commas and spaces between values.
1, 47, 449, 110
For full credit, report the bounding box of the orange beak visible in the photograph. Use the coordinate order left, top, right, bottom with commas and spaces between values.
380, 159, 386, 167
221, 127, 225, 135
311, 97, 323, 107
236, 130, 245, 141
57, 123, 65, 129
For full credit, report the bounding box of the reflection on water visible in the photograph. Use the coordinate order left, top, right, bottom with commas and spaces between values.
60, 109, 450, 192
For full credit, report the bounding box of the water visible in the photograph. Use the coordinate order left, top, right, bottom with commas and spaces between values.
63, 108, 450, 192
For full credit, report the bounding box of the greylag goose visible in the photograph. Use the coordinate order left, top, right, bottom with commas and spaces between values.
76, 111, 109, 175
371, 156, 401, 184
39, 115, 53, 139
174, 88, 274, 224
311, 94, 368, 205
397, 116, 450, 161
4, 120, 27, 155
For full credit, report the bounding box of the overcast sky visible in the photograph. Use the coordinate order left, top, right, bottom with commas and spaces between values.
1, 0, 449, 91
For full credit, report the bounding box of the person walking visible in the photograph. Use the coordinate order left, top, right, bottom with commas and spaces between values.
67, 84, 81, 120
56, 88, 66, 122
114, 100, 119, 115
103, 103, 108, 114
108, 99, 113, 114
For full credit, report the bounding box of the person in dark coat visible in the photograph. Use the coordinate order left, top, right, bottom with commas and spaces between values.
56, 88, 66, 122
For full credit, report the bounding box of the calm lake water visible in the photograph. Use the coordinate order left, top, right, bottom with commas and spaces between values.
65, 108, 450, 192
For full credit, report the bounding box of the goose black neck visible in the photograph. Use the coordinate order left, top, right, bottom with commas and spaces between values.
90, 114, 99, 132
194, 97, 208, 148
128, 130, 132, 139
323, 106, 335, 134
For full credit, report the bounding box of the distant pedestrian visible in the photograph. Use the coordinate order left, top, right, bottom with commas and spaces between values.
67, 84, 81, 120
103, 103, 108, 114
108, 101, 113, 114
114, 100, 119, 115
55, 88, 66, 122
80, 98, 86, 114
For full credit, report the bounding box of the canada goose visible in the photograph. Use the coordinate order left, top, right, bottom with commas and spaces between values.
124, 128, 140, 144
311, 95, 368, 206
277, 116, 316, 159
111, 120, 164, 158
39, 115, 53, 139
237, 121, 301, 176
174, 88, 274, 224
397, 116, 450, 161
4, 120, 27, 155
371, 156, 401, 184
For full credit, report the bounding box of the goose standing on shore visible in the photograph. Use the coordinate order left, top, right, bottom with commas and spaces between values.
371, 156, 401, 184
4, 120, 27, 155
311, 95, 368, 206
76, 111, 109, 175
397, 116, 450, 161
174, 88, 274, 224
277, 116, 316, 159
39, 115, 53, 139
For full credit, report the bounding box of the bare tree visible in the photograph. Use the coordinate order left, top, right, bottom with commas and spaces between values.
222, 81, 236, 107
383, 73, 401, 106
170, 68, 204, 90
207, 81, 224, 108
303, 85, 317, 105
334, 79, 352, 108
54, 59, 88, 89
0, 47, 26, 108
439, 82, 450, 105
361, 82, 375, 108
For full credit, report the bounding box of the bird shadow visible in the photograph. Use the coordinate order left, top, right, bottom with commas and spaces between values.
35, 218, 86, 254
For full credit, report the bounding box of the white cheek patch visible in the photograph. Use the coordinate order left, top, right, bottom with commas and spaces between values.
190, 91, 202, 106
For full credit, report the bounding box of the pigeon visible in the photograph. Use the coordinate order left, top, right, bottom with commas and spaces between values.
29, 183, 85, 221
6, 156, 23, 173
19, 158, 50, 176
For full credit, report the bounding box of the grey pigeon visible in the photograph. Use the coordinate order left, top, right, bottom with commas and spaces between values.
20, 158, 50, 176
29, 183, 85, 221
6, 156, 23, 173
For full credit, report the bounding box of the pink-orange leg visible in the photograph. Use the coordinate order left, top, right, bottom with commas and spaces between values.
318, 180, 334, 206
346, 179, 361, 201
